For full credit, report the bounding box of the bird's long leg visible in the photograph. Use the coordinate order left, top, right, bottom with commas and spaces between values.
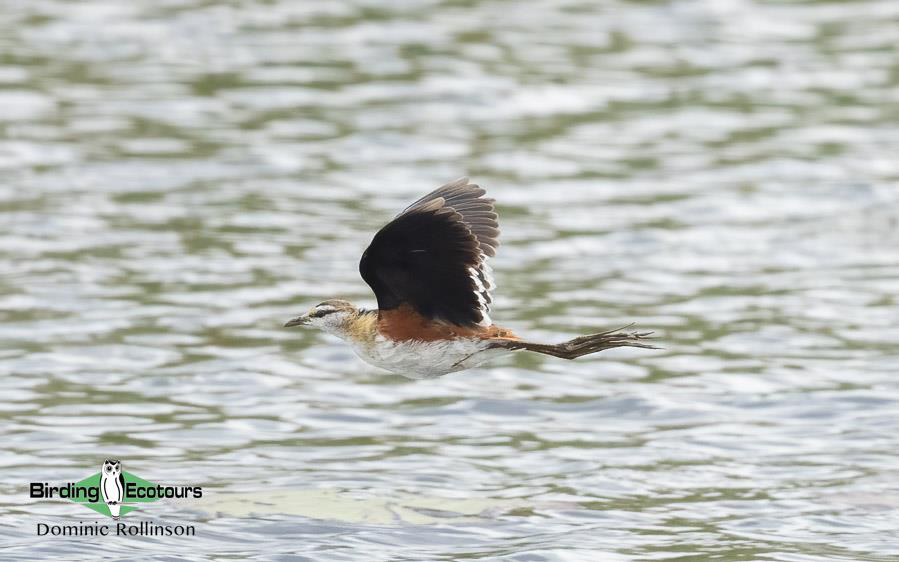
490, 326, 658, 359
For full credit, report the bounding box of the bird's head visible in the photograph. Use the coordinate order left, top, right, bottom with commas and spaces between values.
284, 299, 360, 337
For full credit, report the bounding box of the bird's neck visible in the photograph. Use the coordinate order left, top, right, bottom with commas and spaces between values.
334, 308, 378, 343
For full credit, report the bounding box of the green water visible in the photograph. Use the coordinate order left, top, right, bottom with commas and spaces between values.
1, 0, 898, 560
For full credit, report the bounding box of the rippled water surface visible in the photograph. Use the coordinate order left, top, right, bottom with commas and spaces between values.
2, 0, 898, 560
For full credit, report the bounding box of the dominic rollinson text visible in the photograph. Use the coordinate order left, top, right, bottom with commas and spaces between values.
37, 520, 195, 537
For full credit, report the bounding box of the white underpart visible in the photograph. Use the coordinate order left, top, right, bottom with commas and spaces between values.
350, 335, 513, 379
308, 312, 512, 378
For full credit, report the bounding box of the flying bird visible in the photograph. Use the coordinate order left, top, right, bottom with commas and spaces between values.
285, 178, 655, 378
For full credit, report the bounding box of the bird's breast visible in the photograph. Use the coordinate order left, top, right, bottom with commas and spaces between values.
377, 305, 517, 342
350, 336, 500, 379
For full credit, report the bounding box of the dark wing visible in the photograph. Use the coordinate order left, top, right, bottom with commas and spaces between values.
359, 178, 499, 327
118, 473, 126, 499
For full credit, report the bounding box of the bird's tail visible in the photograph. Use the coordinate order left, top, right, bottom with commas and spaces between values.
489, 325, 657, 359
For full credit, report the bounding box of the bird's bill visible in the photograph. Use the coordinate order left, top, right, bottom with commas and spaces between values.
284, 315, 310, 328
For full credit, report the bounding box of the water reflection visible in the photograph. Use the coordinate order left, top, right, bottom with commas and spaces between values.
2, 0, 898, 559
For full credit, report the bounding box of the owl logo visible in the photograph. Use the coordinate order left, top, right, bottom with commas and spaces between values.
100, 459, 125, 519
